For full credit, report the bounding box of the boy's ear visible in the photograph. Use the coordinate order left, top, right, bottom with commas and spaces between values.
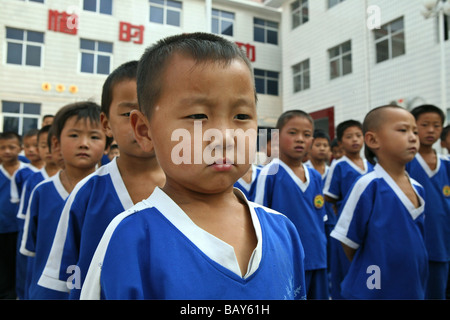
365, 131, 380, 151
51, 136, 60, 153
130, 110, 154, 153
100, 112, 113, 138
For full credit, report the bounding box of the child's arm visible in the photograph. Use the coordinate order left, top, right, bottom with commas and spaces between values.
323, 163, 341, 208
330, 175, 375, 263
341, 243, 357, 262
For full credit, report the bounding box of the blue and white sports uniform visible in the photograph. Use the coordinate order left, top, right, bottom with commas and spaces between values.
80, 187, 306, 300
0, 162, 27, 234
234, 164, 262, 202
323, 155, 373, 212
406, 153, 450, 299
10, 164, 39, 205
323, 155, 373, 299
38, 157, 134, 299
331, 164, 428, 299
20, 173, 69, 299
254, 158, 327, 299
16, 168, 51, 300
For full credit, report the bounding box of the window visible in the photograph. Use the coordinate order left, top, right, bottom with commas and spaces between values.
83, 0, 112, 15
212, 9, 234, 36
254, 18, 278, 45
328, 0, 345, 9
291, 0, 308, 29
2, 101, 40, 135
329, 40, 352, 79
292, 59, 310, 93
374, 17, 405, 63
6, 27, 44, 67
80, 39, 112, 75
254, 69, 279, 96
149, 0, 182, 27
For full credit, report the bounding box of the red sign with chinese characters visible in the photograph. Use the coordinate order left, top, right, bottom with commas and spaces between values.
235, 42, 256, 62
48, 10, 78, 35
119, 22, 144, 44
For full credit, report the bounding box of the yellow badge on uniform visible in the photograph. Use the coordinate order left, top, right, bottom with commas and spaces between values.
314, 195, 324, 209
443, 185, 450, 197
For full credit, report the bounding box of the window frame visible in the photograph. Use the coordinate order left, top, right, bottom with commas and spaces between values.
292, 59, 310, 93
374, 17, 406, 64
212, 8, 235, 36
149, 0, 182, 27
327, 0, 345, 9
1, 101, 41, 135
291, 0, 309, 30
253, 18, 279, 45
79, 39, 113, 75
328, 40, 352, 80
83, 0, 113, 15
5, 27, 44, 67
254, 69, 280, 96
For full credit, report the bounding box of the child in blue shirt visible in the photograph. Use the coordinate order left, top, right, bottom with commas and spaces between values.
0, 132, 27, 299
255, 110, 328, 299
81, 33, 306, 300
20, 101, 106, 299
17, 125, 61, 299
406, 104, 450, 300
331, 105, 428, 299
323, 119, 373, 299
38, 61, 165, 299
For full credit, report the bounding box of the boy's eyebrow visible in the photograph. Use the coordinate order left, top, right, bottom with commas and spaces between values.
118, 101, 138, 108
66, 128, 103, 133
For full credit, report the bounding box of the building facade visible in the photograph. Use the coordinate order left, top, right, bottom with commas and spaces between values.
1, 0, 449, 144
0, 0, 282, 134
266, 0, 450, 140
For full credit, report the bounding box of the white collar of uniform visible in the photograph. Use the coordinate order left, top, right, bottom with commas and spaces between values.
144, 187, 263, 279
54, 171, 70, 200
415, 152, 441, 178
341, 155, 370, 175
272, 158, 310, 192
0, 161, 27, 179
374, 164, 424, 220
105, 156, 134, 209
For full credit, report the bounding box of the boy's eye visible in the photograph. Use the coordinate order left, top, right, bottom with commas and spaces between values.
121, 112, 131, 117
235, 114, 251, 120
187, 114, 208, 120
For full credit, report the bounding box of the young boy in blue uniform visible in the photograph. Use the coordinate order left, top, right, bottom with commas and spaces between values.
81, 33, 306, 300
17, 125, 61, 299
0, 132, 27, 299
331, 105, 428, 299
323, 120, 373, 299
38, 61, 165, 299
406, 105, 450, 299
10, 129, 43, 206
20, 101, 106, 299
255, 110, 328, 299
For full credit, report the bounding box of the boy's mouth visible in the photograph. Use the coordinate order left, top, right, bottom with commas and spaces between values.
209, 158, 234, 171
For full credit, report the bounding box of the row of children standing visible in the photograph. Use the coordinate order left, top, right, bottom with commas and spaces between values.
0, 32, 449, 300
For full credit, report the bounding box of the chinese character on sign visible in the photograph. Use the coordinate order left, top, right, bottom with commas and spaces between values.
119, 22, 144, 44
235, 42, 256, 62
48, 10, 78, 35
